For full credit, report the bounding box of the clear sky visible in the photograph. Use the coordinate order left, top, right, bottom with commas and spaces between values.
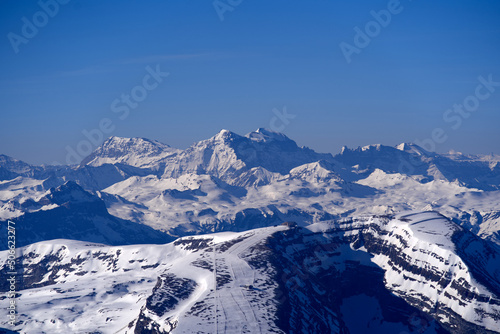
1, 0, 499, 164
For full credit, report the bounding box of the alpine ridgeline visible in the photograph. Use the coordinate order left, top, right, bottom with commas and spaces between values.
1, 129, 500, 333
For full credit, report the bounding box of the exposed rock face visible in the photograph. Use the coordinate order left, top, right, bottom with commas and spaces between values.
253, 212, 500, 334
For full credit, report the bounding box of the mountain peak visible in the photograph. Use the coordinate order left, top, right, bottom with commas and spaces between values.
338, 144, 387, 155
361, 144, 382, 151
289, 160, 341, 183
0, 154, 32, 173
81, 136, 178, 168
396, 142, 411, 151
213, 129, 242, 142
101, 136, 168, 148
395, 142, 435, 156
45, 181, 98, 205
245, 128, 291, 143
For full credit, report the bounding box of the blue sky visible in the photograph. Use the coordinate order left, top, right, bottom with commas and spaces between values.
1, 0, 499, 164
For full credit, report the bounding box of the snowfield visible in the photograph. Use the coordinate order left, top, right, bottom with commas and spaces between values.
2, 214, 500, 333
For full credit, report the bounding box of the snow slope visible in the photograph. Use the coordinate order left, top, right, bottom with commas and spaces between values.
1, 213, 500, 333
81, 136, 180, 169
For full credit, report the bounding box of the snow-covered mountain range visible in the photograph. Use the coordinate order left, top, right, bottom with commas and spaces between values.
1, 128, 499, 245
1, 212, 500, 333
1, 128, 500, 333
